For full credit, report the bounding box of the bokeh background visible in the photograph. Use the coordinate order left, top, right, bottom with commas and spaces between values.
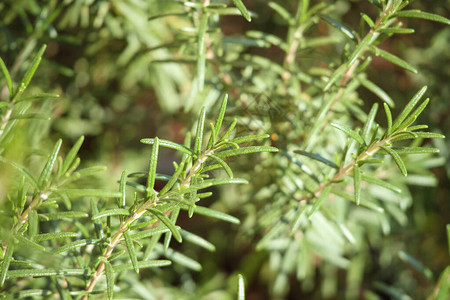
0, 0, 448, 299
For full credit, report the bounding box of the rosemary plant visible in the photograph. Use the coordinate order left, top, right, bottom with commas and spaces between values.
0, 0, 449, 299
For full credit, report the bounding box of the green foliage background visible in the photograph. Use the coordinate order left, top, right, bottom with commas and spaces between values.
0, 0, 449, 299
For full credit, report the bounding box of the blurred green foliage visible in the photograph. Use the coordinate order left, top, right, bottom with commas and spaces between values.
0, 0, 449, 299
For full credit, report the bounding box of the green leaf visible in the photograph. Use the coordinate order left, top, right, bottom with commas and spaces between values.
434, 266, 450, 300
6, 268, 88, 278
33, 232, 79, 242
388, 147, 440, 155
141, 138, 194, 156
228, 133, 270, 144
209, 154, 233, 178
103, 258, 114, 299
213, 95, 228, 142
91, 209, 130, 220
180, 229, 215, 252
384, 103, 393, 135
353, 165, 361, 205
194, 107, 206, 155
38, 139, 62, 189
330, 123, 365, 144
238, 274, 245, 300
0, 57, 13, 98
187, 205, 240, 224
0, 242, 14, 286
157, 245, 202, 271
268, 2, 292, 25
381, 146, 407, 176
123, 231, 139, 274
41, 211, 89, 221
361, 13, 375, 28
378, 27, 414, 34
394, 10, 450, 25
119, 170, 127, 208
308, 185, 331, 217
112, 260, 171, 273
130, 227, 172, 240
53, 239, 102, 254
16, 235, 45, 252
370, 46, 417, 73
348, 32, 376, 66
61, 136, 84, 175
164, 208, 180, 251
319, 14, 356, 41
361, 103, 379, 143
215, 146, 278, 159
324, 64, 347, 91
59, 189, 122, 198
232, 0, 251, 21
398, 251, 433, 280
391, 131, 445, 142
294, 150, 339, 169
16, 93, 60, 103
361, 174, 401, 193
0, 157, 39, 189
359, 77, 394, 107
159, 161, 185, 195
17, 45, 47, 96
391, 86, 427, 132
147, 137, 159, 198
197, 12, 208, 91
147, 208, 182, 243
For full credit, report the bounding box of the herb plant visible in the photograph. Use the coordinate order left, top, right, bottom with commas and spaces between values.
0, 0, 449, 299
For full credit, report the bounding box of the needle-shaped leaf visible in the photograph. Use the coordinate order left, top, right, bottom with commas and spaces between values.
98, 257, 115, 299
353, 165, 361, 205
268, 2, 292, 25
53, 239, 102, 254
33, 232, 79, 242
194, 107, 206, 155
359, 77, 394, 107
197, 12, 208, 91
112, 260, 171, 273
59, 189, 122, 198
361, 174, 401, 193
348, 32, 375, 66
17, 44, 47, 96
213, 94, 228, 141
16, 235, 45, 252
294, 150, 339, 169
141, 138, 194, 156
394, 9, 450, 25
16, 93, 60, 103
398, 98, 430, 132
159, 161, 185, 195
238, 274, 245, 300
180, 229, 215, 252
6, 268, 88, 278
164, 208, 180, 251
308, 185, 331, 217
119, 170, 127, 208
391, 132, 445, 142
61, 136, 84, 175
398, 251, 433, 280
147, 208, 182, 243
388, 147, 440, 155
384, 103, 393, 135
232, 0, 251, 22
361, 103, 379, 143
123, 231, 139, 274
91, 209, 130, 220
378, 28, 414, 34
130, 227, 172, 240
370, 46, 417, 73
215, 146, 278, 158
209, 154, 233, 178
381, 146, 407, 176
157, 245, 201, 271
319, 14, 356, 41
0, 242, 14, 286
38, 139, 62, 189
228, 133, 270, 144
391, 86, 427, 133
324, 64, 347, 91
187, 205, 240, 224
146, 137, 159, 198
0, 157, 39, 190
41, 211, 89, 221
330, 123, 365, 144
0, 57, 13, 98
